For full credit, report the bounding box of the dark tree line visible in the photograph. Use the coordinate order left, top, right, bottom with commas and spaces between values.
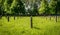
0, 0, 60, 16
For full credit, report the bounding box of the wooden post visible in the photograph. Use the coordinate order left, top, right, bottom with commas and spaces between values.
7, 16, 9, 22
50, 16, 51, 20
0, 15, 2, 19
14, 15, 15, 20
30, 16, 33, 28
56, 15, 57, 22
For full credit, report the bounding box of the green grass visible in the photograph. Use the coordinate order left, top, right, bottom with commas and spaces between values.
0, 16, 60, 35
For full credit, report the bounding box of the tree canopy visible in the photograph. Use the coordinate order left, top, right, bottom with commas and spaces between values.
0, 0, 59, 16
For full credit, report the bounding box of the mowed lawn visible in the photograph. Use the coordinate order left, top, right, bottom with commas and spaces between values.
0, 16, 60, 35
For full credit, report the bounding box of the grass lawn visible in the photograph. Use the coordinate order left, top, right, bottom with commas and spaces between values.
0, 16, 60, 35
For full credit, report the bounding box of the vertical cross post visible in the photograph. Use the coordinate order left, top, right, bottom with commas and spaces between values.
14, 15, 15, 20
30, 16, 33, 28
7, 16, 9, 22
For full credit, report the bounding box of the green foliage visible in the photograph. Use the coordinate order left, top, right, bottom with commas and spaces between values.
38, 0, 48, 14
3, 0, 10, 14
10, 0, 18, 14
0, 0, 4, 15
57, 0, 60, 14
48, 0, 57, 14
0, 0, 2, 15
38, 0, 58, 14
0, 0, 25, 15
11, 0, 25, 15
0, 6, 2, 15
0, 0, 59, 15
33, 3, 39, 15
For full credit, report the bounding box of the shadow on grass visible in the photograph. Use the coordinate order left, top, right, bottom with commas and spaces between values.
33, 27, 41, 30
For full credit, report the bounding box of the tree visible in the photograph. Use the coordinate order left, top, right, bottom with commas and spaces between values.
49, 0, 57, 14
49, 0, 57, 22
32, 2, 39, 15
3, 0, 12, 15
0, 0, 2, 18
12, 0, 25, 15
57, 0, 60, 14
0, 0, 5, 15
0, 2, 2, 15
38, 0, 48, 15
2, 0, 13, 21
0, 0, 5, 19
